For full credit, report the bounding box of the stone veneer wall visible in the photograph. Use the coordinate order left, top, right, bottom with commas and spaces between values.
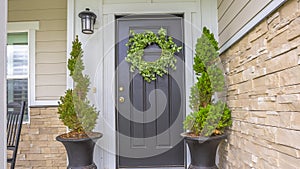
219, 0, 300, 168
12, 107, 67, 169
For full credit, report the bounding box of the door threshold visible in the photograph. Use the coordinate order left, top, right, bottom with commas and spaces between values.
119, 167, 184, 169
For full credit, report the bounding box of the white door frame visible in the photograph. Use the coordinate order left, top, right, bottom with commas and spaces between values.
0, 0, 7, 167
101, 8, 197, 169
103, 5, 194, 168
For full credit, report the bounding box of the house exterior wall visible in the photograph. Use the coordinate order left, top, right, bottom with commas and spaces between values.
8, 0, 67, 102
218, 0, 272, 47
217, 0, 287, 52
7, 0, 68, 168
12, 107, 67, 169
6, 0, 218, 168
219, 0, 300, 168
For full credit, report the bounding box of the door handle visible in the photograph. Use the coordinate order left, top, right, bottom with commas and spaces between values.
119, 97, 125, 103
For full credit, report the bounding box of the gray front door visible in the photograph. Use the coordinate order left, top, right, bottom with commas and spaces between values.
116, 15, 185, 168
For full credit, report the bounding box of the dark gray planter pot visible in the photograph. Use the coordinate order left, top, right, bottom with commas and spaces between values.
181, 132, 226, 169
56, 132, 103, 169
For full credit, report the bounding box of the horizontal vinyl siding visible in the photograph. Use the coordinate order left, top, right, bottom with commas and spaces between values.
217, 0, 222, 7
8, 0, 67, 102
8, 0, 66, 11
36, 52, 66, 64
35, 75, 66, 86
36, 63, 66, 75
218, 0, 272, 48
218, 0, 233, 21
36, 86, 67, 100
37, 31, 67, 42
9, 9, 67, 21
36, 41, 66, 53
218, 0, 250, 35
39, 20, 67, 31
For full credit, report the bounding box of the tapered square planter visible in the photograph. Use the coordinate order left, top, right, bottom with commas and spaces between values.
181, 132, 227, 169
56, 132, 102, 169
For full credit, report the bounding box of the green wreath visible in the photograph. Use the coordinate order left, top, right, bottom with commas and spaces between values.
125, 28, 182, 82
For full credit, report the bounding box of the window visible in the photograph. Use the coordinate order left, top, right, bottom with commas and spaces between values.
7, 21, 39, 122
7, 32, 29, 121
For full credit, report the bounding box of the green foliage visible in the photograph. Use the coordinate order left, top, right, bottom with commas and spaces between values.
184, 106, 210, 136
125, 28, 182, 82
184, 102, 232, 136
58, 36, 98, 133
203, 27, 218, 51
185, 27, 232, 136
189, 84, 201, 112
201, 102, 232, 136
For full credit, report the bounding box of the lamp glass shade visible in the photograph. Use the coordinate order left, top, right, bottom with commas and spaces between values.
78, 8, 97, 34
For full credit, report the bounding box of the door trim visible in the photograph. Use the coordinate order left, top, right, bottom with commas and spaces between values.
92, 6, 217, 169
99, 11, 197, 169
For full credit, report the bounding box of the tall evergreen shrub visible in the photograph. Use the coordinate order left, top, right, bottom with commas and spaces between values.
184, 27, 232, 136
58, 36, 98, 133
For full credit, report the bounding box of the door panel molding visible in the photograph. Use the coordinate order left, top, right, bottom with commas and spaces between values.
116, 15, 185, 168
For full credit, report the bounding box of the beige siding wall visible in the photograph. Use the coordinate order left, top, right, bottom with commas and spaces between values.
219, 0, 300, 168
218, 0, 272, 48
8, 0, 67, 101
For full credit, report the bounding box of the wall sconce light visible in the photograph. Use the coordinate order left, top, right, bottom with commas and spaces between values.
78, 8, 97, 34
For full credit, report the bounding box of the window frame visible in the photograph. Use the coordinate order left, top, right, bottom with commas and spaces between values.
7, 21, 39, 123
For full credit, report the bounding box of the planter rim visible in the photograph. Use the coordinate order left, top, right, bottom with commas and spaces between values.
181, 132, 227, 142
56, 132, 103, 142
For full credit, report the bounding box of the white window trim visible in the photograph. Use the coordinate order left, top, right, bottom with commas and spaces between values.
7, 21, 40, 122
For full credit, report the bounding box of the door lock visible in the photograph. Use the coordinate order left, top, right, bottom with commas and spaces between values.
119, 97, 125, 103
119, 87, 124, 92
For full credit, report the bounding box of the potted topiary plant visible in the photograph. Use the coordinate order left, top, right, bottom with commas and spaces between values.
181, 27, 232, 169
56, 36, 102, 169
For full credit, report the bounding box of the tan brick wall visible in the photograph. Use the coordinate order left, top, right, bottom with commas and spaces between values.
11, 107, 67, 169
219, 0, 300, 168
